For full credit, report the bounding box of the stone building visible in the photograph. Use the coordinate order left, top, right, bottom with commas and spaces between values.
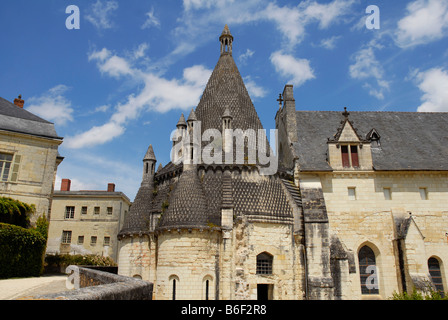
117, 25, 448, 300
0, 95, 63, 224
47, 179, 131, 262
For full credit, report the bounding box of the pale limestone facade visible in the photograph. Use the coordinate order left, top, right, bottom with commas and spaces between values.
117, 27, 448, 300
277, 84, 448, 299
0, 96, 63, 225
47, 181, 131, 262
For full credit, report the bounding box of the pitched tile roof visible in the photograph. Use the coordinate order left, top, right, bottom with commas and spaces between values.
0, 96, 62, 139
294, 110, 448, 171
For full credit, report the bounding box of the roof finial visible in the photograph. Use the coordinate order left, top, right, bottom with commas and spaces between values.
342, 107, 350, 119
219, 24, 233, 55
277, 94, 283, 109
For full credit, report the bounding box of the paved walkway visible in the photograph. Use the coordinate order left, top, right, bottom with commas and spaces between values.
0, 274, 69, 300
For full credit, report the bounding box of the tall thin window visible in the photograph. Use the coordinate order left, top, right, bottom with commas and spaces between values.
257, 252, 273, 275
205, 280, 209, 300
341, 145, 350, 167
428, 257, 444, 295
172, 279, 176, 300
358, 246, 379, 295
350, 145, 359, 167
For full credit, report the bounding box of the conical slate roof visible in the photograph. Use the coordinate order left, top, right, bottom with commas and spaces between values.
195, 27, 263, 134
144, 144, 156, 161
157, 166, 210, 230
176, 113, 187, 127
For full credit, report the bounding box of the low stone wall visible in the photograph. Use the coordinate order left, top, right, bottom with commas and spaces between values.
34, 266, 153, 300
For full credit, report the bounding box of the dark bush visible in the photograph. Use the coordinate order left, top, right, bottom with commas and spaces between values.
0, 223, 46, 279
0, 197, 35, 228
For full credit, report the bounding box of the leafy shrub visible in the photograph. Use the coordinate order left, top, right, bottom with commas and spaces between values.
391, 287, 448, 300
0, 223, 46, 279
45, 253, 116, 271
0, 197, 35, 228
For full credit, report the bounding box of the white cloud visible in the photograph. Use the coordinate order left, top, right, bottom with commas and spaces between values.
395, 0, 448, 48
319, 36, 341, 50
26, 85, 74, 126
85, 0, 119, 30
270, 51, 315, 87
413, 68, 448, 112
64, 122, 125, 149
238, 49, 255, 64
65, 49, 212, 149
244, 76, 267, 98
349, 46, 390, 100
142, 7, 161, 29
174, 0, 355, 56
89, 48, 133, 78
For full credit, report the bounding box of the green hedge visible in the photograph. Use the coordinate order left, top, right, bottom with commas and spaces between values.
0, 197, 34, 228
0, 223, 46, 279
44, 254, 116, 273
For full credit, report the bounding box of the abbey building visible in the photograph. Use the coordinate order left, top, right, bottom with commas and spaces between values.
117, 25, 448, 300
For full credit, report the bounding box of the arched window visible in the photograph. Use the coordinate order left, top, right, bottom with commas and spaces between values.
428, 257, 444, 295
169, 275, 179, 300
358, 245, 379, 294
203, 275, 213, 300
256, 252, 273, 275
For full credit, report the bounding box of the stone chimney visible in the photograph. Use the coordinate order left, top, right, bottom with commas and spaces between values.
14, 95, 25, 108
61, 179, 71, 191
107, 183, 115, 192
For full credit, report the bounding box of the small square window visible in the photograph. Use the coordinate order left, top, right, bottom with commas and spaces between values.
78, 236, 84, 245
104, 236, 110, 246
91, 236, 97, 246
383, 188, 391, 200
348, 187, 356, 200
107, 207, 113, 215
65, 206, 75, 219
94, 207, 100, 215
81, 206, 87, 215
419, 188, 428, 200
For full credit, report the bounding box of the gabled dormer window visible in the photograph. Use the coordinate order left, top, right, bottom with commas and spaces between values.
366, 128, 381, 148
341, 145, 359, 168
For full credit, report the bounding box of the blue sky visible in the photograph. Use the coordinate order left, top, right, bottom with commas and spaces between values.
1, 0, 447, 200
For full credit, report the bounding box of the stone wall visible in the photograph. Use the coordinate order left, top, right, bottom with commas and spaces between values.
0, 131, 61, 224
34, 266, 153, 300
301, 171, 448, 299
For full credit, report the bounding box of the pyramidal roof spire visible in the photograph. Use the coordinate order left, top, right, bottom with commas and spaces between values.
144, 144, 156, 161
195, 25, 263, 134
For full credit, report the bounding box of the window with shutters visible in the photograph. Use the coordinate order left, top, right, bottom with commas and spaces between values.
0, 153, 21, 182
341, 145, 359, 168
